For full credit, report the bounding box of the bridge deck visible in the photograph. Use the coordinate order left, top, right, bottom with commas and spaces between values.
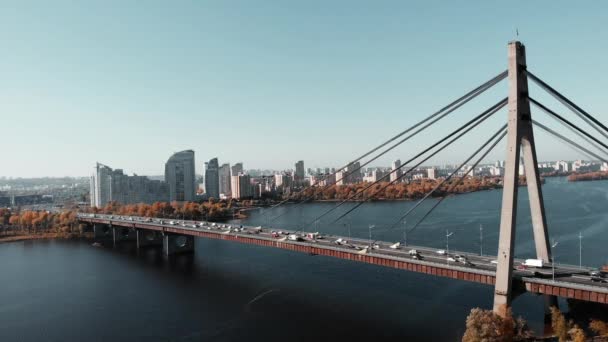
78, 214, 608, 304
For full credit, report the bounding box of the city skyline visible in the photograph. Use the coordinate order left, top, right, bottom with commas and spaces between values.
2, 2, 608, 178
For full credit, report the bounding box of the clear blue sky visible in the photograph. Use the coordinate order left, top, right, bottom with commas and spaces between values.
2, 1, 607, 177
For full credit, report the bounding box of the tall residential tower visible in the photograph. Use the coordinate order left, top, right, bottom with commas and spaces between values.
165, 150, 196, 202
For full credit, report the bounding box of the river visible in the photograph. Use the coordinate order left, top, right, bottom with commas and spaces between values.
0, 177, 606, 341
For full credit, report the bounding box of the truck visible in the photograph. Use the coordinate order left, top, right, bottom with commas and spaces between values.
523, 259, 544, 268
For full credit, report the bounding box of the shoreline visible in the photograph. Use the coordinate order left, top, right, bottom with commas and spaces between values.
0, 233, 87, 245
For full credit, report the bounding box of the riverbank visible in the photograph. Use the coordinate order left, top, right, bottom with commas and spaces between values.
0, 232, 89, 244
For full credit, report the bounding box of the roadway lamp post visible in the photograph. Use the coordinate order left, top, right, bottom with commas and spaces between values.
578, 231, 583, 269
551, 240, 559, 282
446, 230, 454, 264
368, 224, 375, 251
403, 219, 407, 247
479, 224, 483, 256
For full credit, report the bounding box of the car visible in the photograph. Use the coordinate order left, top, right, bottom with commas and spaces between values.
288, 234, 304, 242
191, 224, 197, 228
447, 257, 456, 262
436, 250, 446, 255
590, 270, 605, 278
169, 221, 176, 225
334, 238, 346, 245
412, 254, 421, 260
491, 260, 498, 264
517, 264, 528, 270
271, 232, 280, 238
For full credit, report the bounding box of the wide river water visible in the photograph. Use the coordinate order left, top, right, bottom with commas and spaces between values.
1, 177, 606, 341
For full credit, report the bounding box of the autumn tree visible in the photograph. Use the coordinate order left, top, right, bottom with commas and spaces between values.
590, 319, 608, 337
551, 306, 569, 342
462, 308, 532, 342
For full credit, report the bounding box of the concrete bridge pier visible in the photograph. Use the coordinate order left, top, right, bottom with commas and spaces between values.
162, 233, 195, 257
93, 223, 112, 240
112, 227, 137, 246
136, 229, 163, 249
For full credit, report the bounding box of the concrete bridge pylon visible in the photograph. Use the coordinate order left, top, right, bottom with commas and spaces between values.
493, 41, 555, 317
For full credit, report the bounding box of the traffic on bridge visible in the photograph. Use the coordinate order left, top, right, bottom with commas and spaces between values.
78, 213, 608, 305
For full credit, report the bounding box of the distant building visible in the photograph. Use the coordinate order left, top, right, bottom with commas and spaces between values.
231, 174, 252, 199
554, 160, 571, 173
602, 162, 608, 172
427, 168, 437, 180
335, 170, 346, 186
294, 160, 305, 185
363, 168, 385, 182
91, 162, 169, 207
390, 160, 402, 183
274, 173, 292, 190
90, 163, 113, 207
219, 163, 231, 197
490, 166, 504, 176
205, 158, 220, 199
231, 163, 243, 176
165, 150, 196, 202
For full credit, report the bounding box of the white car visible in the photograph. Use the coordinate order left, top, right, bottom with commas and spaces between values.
334, 238, 346, 245
169, 221, 176, 225
447, 257, 456, 262
436, 250, 446, 255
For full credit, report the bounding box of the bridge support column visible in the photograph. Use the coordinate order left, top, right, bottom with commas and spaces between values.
162, 233, 195, 257
136, 229, 163, 249
112, 227, 137, 246
93, 224, 112, 240
493, 41, 555, 317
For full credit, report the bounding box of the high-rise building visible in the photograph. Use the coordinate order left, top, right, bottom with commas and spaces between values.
390, 159, 402, 182
231, 174, 252, 199
347, 162, 362, 183
294, 160, 305, 185
231, 163, 243, 176
165, 150, 196, 202
427, 168, 437, 180
90, 163, 113, 207
218, 163, 231, 197
274, 173, 292, 189
205, 158, 220, 199
91, 162, 169, 207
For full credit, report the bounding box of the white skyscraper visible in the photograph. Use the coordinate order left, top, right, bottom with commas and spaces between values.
90, 162, 113, 207
390, 159, 402, 182
165, 150, 196, 202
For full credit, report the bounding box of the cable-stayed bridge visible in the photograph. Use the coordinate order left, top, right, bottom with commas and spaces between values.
78, 41, 608, 316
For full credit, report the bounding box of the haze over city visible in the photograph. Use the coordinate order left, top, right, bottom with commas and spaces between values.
2, 1, 608, 178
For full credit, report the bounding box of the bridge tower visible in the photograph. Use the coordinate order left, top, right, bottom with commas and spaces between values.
493, 41, 554, 317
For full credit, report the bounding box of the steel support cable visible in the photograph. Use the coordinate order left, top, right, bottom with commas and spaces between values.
532, 120, 608, 164
267, 77, 502, 224
311, 98, 507, 229
404, 129, 507, 237
530, 98, 608, 152
527, 71, 608, 139
384, 124, 508, 233
265, 70, 508, 217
